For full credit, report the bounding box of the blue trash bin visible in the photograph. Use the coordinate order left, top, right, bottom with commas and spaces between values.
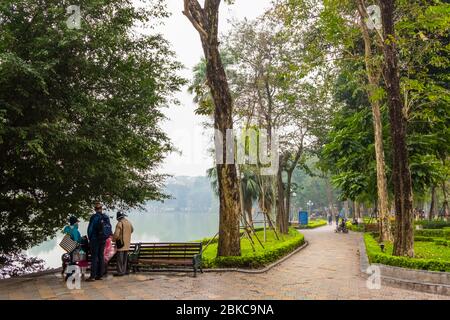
299, 211, 308, 226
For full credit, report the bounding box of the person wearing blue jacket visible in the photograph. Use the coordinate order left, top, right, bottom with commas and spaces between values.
86, 203, 111, 281
63, 216, 81, 243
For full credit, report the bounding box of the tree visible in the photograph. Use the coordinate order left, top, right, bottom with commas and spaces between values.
183, 0, 241, 256
0, 0, 184, 255
379, 0, 414, 257
356, 0, 392, 242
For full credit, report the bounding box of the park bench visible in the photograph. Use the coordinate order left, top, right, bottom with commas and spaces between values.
80, 243, 138, 274
129, 242, 203, 277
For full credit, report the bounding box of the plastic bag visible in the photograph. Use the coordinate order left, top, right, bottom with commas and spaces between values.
72, 248, 86, 262
104, 236, 116, 263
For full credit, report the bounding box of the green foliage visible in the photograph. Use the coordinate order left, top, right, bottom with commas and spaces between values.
414, 236, 435, 242
201, 228, 305, 269
364, 233, 450, 272
0, 0, 185, 254
415, 229, 445, 238
297, 219, 327, 229
415, 220, 450, 229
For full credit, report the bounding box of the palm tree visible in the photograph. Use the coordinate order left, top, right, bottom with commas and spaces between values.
240, 170, 259, 226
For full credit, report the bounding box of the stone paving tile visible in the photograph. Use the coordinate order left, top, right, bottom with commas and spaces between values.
1, 225, 450, 300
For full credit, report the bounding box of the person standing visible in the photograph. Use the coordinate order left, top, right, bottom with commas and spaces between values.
113, 211, 134, 276
63, 216, 81, 243
87, 203, 111, 281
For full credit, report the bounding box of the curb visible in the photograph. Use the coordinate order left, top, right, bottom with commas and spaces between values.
202, 241, 309, 274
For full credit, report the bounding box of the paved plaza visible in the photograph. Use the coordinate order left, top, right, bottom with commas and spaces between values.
1, 225, 449, 300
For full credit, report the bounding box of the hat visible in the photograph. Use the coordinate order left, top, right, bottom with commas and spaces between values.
69, 216, 80, 225
116, 211, 127, 220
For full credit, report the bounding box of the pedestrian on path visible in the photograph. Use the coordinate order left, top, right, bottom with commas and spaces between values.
87, 203, 112, 281
113, 211, 134, 276
327, 212, 332, 225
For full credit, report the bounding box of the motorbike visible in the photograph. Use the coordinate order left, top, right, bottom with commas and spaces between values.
335, 218, 349, 233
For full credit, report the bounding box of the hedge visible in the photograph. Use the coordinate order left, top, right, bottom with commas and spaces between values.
414, 236, 435, 242
296, 220, 327, 229
201, 229, 305, 269
415, 220, 450, 229
364, 233, 450, 272
415, 229, 444, 237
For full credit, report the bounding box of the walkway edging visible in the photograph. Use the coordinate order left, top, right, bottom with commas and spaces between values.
202, 241, 309, 274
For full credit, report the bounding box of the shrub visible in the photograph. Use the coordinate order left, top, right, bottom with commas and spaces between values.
364, 233, 450, 272
346, 221, 364, 232
202, 228, 305, 269
297, 220, 327, 229
414, 236, 435, 242
444, 228, 450, 240
415, 220, 450, 229
434, 239, 450, 247
415, 229, 444, 237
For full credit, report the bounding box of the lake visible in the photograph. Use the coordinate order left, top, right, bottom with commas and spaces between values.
27, 209, 220, 269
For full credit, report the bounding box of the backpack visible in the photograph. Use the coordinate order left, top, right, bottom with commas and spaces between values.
97, 213, 112, 240
100, 213, 113, 240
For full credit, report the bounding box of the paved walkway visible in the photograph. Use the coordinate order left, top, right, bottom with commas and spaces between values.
1, 225, 449, 300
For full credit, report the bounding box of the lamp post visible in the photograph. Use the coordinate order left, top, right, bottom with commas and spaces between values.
290, 192, 297, 223
307, 200, 313, 219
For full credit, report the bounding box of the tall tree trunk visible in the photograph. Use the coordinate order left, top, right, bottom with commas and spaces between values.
285, 172, 293, 228
443, 181, 449, 220
244, 197, 254, 227
183, 0, 241, 256
276, 155, 288, 234
380, 0, 414, 257
429, 185, 437, 221
355, 201, 361, 220
356, 0, 392, 243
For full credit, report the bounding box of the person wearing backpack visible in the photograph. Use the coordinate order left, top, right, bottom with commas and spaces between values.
86, 203, 111, 281
112, 211, 134, 276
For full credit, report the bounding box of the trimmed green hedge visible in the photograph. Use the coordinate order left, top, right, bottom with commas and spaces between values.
346, 221, 364, 232
297, 219, 327, 229
364, 233, 450, 272
415, 229, 444, 237
415, 220, 450, 229
414, 236, 435, 242
434, 239, 450, 246
202, 228, 305, 269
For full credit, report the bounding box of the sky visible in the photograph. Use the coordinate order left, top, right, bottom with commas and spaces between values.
154, 0, 273, 177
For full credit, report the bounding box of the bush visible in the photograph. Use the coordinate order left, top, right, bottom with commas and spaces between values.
434, 239, 450, 247
364, 233, 450, 272
414, 236, 435, 242
444, 228, 450, 240
415, 229, 444, 237
297, 220, 327, 229
346, 221, 364, 232
202, 228, 305, 269
415, 220, 450, 229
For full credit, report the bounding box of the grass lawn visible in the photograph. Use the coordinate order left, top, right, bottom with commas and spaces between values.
364, 233, 450, 272
201, 227, 305, 269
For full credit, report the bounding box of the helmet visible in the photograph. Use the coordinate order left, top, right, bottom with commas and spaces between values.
61, 253, 71, 263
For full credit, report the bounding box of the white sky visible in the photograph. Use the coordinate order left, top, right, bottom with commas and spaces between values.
155, 0, 273, 177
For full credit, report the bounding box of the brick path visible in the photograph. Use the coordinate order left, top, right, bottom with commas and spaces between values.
1, 225, 448, 300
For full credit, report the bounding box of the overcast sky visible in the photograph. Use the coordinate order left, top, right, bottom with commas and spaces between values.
154, 0, 273, 177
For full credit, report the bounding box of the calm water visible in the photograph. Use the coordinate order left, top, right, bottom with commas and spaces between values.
27, 210, 219, 269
